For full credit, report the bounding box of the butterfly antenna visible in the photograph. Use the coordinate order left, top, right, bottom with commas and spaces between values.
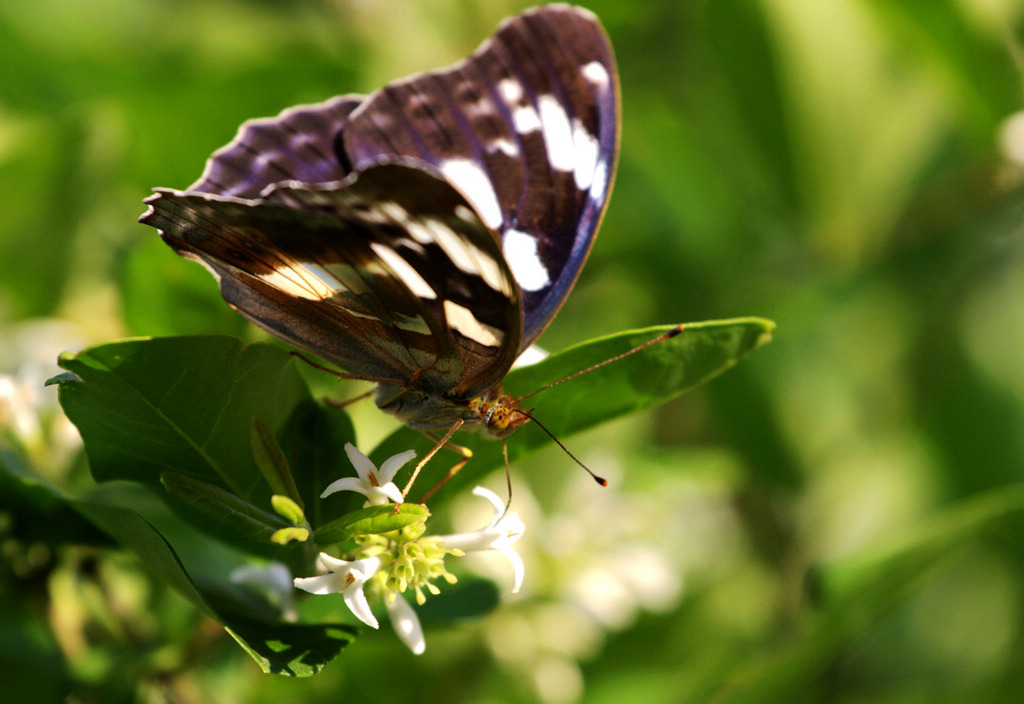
514, 409, 607, 487
502, 439, 514, 517
518, 325, 684, 401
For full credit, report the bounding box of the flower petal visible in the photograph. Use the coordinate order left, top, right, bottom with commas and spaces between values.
344, 583, 379, 629
472, 485, 505, 523
495, 512, 526, 548
294, 572, 348, 595
386, 595, 426, 655
344, 443, 378, 481
296, 555, 381, 627
502, 548, 525, 594
366, 482, 405, 506
437, 529, 494, 552
379, 449, 417, 483
320, 476, 369, 499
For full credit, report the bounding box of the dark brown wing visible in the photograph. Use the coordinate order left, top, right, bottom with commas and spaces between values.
141, 162, 521, 399
189, 95, 364, 199
341, 5, 620, 349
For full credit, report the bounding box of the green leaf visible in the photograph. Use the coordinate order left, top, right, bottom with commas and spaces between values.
41, 323, 770, 673
276, 399, 359, 526
252, 419, 304, 510
50, 336, 364, 553
371, 318, 774, 503
52, 336, 311, 502
67, 497, 356, 676
314, 503, 430, 545
0, 458, 111, 547
160, 471, 290, 556
221, 617, 358, 677
43, 371, 79, 387
3, 454, 355, 675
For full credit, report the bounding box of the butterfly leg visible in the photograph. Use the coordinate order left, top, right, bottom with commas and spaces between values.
417, 438, 513, 511
401, 419, 469, 503
415, 428, 482, 504
322, 386, 376, 409
415, 452, 472, 505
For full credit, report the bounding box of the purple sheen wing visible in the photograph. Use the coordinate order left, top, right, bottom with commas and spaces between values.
189, 95, 365, 199
140, 162, 522, 399
340, 5, 620, 349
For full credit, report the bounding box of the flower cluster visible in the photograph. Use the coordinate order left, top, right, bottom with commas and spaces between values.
292, 444, 525, 654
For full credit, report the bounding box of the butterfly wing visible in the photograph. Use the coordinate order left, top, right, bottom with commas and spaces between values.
141, 162, 521, 399
340, 5, 620, 349
140, 6, 617, 398
188, 95, 365, 199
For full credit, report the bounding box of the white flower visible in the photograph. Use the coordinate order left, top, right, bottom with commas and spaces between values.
320, 443, 414, 506
231, 562, 298, 621
294, 553, 382, 628
386, 594, 426, 655
437, 486, 526, 593
293, 551, 429, 655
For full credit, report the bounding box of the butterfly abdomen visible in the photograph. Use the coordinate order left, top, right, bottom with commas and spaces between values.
374, 383, 481, 433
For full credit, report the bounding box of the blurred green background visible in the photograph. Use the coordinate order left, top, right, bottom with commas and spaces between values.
4, 0, 1024, 702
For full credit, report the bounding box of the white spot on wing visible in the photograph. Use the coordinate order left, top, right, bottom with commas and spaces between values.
464, 95, 495, 119
471, 247, 511, 298
261, 265, 336, 300
498, 78, 523, 104
370, 242, 437, 300
423, 218, 511, 296
352, 200, 408, 225
582, 61, 610, 88
301, 264, 345, 293
444, 300, 503, 348
380, 201, 408, 221
513, 104, 542, 134
591, 160, 609, 202
489, 137, 519, 157
406, 222, 434, 245
393, 237, 426, 255
499, 77, 539, 136
538, 95, 574, 172
503, 229, 550, 292
320, 262, 372, 294
454, 205, 476, 222
572, 119, 599, 191
439, 158, 504, 230
426, 220, 477, 273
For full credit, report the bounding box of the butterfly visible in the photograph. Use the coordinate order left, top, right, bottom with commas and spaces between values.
140, 5, 619, 446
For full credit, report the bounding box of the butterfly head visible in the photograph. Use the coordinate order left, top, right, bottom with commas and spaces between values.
474, 390, 531, 440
